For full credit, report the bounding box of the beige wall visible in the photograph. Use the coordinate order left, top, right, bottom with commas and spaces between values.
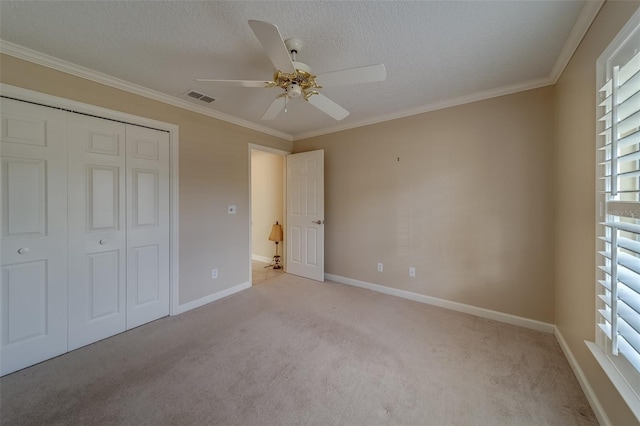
3, 1, 640, 419
295, 86, 556, 323
0, 54, 293, 305
555, 1, 640, 424
251, 150, 284, 260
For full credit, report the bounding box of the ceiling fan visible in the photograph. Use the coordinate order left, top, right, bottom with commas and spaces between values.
196, 20, 387, 121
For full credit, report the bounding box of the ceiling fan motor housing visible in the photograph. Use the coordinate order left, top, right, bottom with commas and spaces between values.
273, 60, 320, 100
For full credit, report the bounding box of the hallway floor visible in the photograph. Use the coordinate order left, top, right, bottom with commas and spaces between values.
252, 259, 285, 284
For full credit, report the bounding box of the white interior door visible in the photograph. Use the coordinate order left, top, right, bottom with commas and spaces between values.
67, 114, 127, 351
286, 150, 325, 281
125, 125, 170, 329
0, 99, 68, 375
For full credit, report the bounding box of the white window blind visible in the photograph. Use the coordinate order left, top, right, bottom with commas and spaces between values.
595, 11, 640, 401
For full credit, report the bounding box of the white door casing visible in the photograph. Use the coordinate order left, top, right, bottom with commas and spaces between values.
0, 99, 69, 375
125, 125, 170, 329
286, 150, 325, 281
67, 113, 127, 350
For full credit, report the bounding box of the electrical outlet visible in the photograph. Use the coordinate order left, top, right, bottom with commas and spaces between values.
211, 268, 218, 279
377, 262, 383, 272
409, 267, 416, 277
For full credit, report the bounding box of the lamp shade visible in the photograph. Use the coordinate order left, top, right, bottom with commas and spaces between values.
268, 222, 283, 242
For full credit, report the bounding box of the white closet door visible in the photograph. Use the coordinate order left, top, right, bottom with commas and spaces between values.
67, 114, 127, 350
0, 99, 68, 375
125, 125, 170, 329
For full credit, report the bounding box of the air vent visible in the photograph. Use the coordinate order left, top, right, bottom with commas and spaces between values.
185, 90, 215, 104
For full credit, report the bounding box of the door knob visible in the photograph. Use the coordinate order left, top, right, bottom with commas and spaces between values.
17, 247, 29, 254
99, 239, 107, 245
312, 220, 325, 225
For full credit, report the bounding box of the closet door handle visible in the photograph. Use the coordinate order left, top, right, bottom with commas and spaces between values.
17, 247, 30, 254
312, 220, 324, 225
99, 239, 107, 245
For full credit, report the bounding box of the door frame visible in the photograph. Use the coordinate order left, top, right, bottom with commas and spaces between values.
0, 83, 181, 315
248, 143, 290, 285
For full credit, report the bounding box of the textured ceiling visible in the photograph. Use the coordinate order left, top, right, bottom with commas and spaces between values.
0, 1, 591, 140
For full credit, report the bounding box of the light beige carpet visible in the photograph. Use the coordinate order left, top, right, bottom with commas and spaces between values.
1, 274, 596, 425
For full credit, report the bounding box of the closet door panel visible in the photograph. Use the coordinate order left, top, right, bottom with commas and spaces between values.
126, 125, 170, 329
67, 114, 126, 351
0, 99, 68, 376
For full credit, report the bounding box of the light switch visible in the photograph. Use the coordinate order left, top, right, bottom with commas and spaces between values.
228, 205, 237, 215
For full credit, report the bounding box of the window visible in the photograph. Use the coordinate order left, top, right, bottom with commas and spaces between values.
590, 7, 640, 419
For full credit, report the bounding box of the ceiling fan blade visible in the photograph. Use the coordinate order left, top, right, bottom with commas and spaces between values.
316, 64, 387, 87
195, 79, 274, 88
261, 96, 286, 120
306, 93, 350, 121
248, 20, 296, 75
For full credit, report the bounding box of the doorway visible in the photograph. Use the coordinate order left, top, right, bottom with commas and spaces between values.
249, 144, 288, 285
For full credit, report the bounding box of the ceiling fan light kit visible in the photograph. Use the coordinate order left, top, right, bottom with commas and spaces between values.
286, 82, 302, 98
195, 20, 387, 121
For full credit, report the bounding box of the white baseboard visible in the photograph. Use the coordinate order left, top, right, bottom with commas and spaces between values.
554, 328, 610, 426
252, 254, 273, 263
173, 281, 251, 315
325, 273, 554, 333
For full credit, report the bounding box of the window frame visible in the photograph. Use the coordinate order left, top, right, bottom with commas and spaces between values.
589, 7, 640, 421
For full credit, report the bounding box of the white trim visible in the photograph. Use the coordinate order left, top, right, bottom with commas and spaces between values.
0, 40, 292, 141
591, 9, 640, 422
248, 143, 289, 157
293, 1, 602, 141
1, 0, 603, 145
1, 83, 176, 132
0, 83, 181, 318
549, 0, 605, 83
0, 38, 556, 142
586, 341, 640, 422
170, 123, 180, 316
173, 281, 251, 315
597, 6, 640, 64
252, 254, 273, 263
325, 273, 554, 333
293, 77, 552, 140
553, 328, 611, 426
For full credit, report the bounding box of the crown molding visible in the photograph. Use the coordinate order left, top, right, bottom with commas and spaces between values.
292, 76, 553, 140
0, 40, 293, 141
2, 0, 602, 144
548, 0, 605, 83
293, 0, 604, 141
